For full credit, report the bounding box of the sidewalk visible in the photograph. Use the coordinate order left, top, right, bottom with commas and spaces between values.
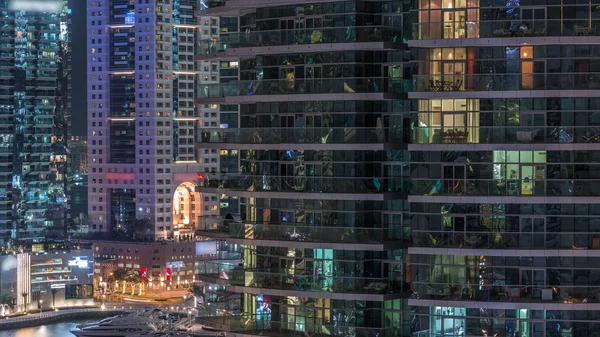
0, 307, 124, 329
108, 289, 188, 301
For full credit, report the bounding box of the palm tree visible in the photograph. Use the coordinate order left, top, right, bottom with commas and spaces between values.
51, 289, 58, 309
111, 268, 128, 293
139, 278, 149, 296
124, 270, 141, 295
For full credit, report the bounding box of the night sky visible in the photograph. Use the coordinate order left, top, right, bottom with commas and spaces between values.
69, 0, 86, 136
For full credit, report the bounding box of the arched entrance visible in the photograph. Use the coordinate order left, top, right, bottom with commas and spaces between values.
172, 182, 202, 240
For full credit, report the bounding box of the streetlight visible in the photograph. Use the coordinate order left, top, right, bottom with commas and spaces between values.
39, 300, 43, 314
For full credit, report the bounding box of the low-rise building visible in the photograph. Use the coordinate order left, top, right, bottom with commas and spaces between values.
0, 248, 94, 312
92, 240, 223, 295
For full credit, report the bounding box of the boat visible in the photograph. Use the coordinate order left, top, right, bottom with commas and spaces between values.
75, 311, 138, 330
71, 309, 190, 337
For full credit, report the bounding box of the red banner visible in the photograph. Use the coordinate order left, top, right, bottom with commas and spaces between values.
140, 268, 147, 280
166, 267, 171, 281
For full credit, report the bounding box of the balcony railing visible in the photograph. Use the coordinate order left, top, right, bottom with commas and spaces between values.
412, 230, 600, 250
196, 221, 411, 244
196, 0, 225, 12
412, 19, 600, 40
197, 262, 405, 295
412, 282, 600, 305
410, 178, 600, 197
412, 73, 600, 92
197, 314, 398, 337
412, 126, 600, 144
197, 127, 403, 145
197, 174, 403, 194
198, 26, 393, 54
197, 78, 403, 99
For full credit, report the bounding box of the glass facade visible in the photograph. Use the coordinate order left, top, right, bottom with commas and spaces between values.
196, 1, 409, 336
409, 1, 600, 337
109, 120, 135, 164
0, 1, 70, 243
196, 0, 600, 336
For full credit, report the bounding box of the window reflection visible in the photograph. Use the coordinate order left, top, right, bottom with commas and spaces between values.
417, 0, 480, 39
493, 150, 546, 196
415, 99, 480, 144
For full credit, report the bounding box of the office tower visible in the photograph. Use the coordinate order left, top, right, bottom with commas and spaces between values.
86, 0, 219, 239
0, 0, 70, 244
195, 1, 409, 336
409, 1, 600, 336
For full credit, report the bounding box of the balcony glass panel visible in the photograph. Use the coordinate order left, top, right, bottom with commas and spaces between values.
196, 221, 411, 244
198, 26, 393, 54
197, 78, 402, 99
197, 127, 402, 145
197, 174, 403, 194
197, 262, 404, 295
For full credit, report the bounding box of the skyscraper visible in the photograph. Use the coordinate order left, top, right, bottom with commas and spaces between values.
409, 1, 600, 336
86, 0, 219, 239
194, 1, 410, 335
0, 0, 70, 244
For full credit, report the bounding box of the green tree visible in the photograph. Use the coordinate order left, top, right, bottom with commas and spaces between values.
111, 268, 129, 292
124, 269, 141, 295
0, 293, 13, 305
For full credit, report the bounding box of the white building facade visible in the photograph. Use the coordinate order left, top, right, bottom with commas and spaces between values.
86, 0, 219, 240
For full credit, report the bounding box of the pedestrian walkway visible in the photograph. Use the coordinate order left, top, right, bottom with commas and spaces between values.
0, 307, 123, 330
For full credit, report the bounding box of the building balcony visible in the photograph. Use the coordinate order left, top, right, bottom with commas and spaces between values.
196, 314, 396, 337
31, 268, 71, 275
38, 13, 59, 23
197, 262, 405, 297
411, 126, 600, 145
197, 127, 404, 148
197, 26, 395, 54
411, 282, 600, 306
197, 0, 226, 11
412, 230, 600, 251
195, 219, 410, 248
195, 174, 403, 196
412, 73, 600, 93
411, 19, 600, 41
197, 78, 404, 101
410, 178, 600, 197
197, 313, 397, 337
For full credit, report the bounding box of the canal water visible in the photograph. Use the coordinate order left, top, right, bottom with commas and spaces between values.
0, 320, 85, 337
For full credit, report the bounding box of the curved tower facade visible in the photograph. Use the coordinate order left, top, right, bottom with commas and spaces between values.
409, 1, 600, 336
194, 1, 411, 336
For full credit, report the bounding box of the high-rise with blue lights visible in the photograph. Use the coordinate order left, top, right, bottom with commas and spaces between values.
0, 0, 70, 244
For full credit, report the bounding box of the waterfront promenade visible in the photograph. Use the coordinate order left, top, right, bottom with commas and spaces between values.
0, 307, 124, 330
0, 303, 223, 336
